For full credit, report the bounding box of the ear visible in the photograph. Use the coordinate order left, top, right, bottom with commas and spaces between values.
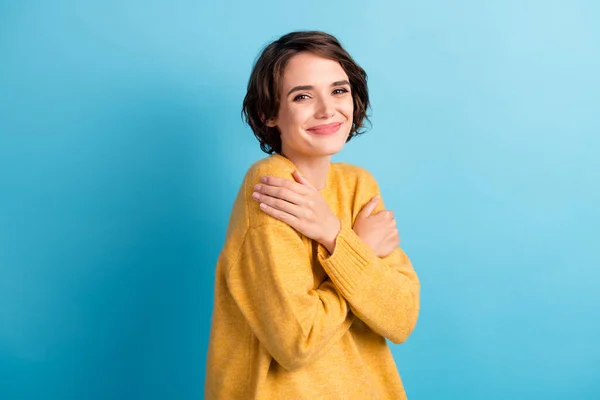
260, 113, 277, 127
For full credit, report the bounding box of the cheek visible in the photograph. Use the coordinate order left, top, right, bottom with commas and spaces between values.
342, 97, 354, 119
277, 107, 294, 129
277, 107, 308, 138
287, 106, 312, 127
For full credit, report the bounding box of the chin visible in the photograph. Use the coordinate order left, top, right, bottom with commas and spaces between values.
310, 142, 345, 157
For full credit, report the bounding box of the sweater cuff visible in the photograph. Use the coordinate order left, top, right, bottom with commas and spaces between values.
317, 220, 377, 299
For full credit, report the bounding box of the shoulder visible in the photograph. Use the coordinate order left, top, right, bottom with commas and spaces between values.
244, 153, 297, 185
240, 154, 298, 228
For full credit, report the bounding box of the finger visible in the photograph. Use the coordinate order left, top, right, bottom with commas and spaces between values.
382, 242, 398, 258
358, 196, 379, 218
261, 176, 310, 195
377, 238, 397, 258
254, 191, 304, 218
381, 234, 400, 257
258, 202, 300, 227
374, 209, 394, 221
254, 183, 304, 206
377, 210, 393, 218
387, 228, 400, 245
292, 170, 317, 191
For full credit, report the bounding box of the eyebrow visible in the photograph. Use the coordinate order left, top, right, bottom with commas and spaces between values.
287, 80, 351, 97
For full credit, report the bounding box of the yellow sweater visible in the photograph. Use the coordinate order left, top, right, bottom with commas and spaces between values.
205, 154, 420, 399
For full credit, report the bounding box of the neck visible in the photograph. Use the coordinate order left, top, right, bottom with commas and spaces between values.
281, 152, 331, 190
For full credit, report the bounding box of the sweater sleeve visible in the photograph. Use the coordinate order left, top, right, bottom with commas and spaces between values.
226, 223, 355, 371
317, 197, 420, 344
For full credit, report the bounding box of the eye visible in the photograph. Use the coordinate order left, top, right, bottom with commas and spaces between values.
293, 94, 310, 102
332, 88, 350, 95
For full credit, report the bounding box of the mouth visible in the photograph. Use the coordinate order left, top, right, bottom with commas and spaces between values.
306, 122, 343, 135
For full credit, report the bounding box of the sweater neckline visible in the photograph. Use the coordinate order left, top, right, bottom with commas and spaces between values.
271, 153, 334, 195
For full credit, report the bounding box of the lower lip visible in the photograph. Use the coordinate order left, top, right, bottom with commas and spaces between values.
307, 123, 342, 135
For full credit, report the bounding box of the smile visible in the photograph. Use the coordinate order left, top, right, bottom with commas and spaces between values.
306, 122, 342, 135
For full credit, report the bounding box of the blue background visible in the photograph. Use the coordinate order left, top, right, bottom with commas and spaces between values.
1, 0, 599, 399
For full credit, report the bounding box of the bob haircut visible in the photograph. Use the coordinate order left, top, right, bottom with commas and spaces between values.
242, 30, 371, 154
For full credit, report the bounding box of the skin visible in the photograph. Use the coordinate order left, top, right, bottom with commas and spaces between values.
252, 51, 400, 256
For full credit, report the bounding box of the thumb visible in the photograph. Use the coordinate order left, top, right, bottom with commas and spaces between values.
293, 170, 316, 190
358, 196, 379, 218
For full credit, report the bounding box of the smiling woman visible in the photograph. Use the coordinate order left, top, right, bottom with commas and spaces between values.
205, 31, 421, 400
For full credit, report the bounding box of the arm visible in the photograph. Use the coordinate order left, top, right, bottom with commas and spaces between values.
226, 223, 355, 371
317, 221, 420, 344
317, 171, 420, 344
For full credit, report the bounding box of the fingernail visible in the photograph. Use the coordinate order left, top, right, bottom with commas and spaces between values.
261, 176, 267, 183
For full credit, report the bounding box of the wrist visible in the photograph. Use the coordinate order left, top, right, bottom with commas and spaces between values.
321, 218, 341, 254
353, 229, 373, 252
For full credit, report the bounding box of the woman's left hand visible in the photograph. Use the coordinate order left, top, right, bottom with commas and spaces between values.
252, 171, 340, 253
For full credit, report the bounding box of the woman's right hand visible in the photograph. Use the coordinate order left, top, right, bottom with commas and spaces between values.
352, 196, 400, 258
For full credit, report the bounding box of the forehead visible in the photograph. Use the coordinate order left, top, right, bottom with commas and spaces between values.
280, 52, 348, 88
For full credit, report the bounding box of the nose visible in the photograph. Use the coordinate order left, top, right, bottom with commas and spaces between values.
314, 95, 334, 119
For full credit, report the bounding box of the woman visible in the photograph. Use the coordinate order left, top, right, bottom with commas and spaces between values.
205, 31, 420, 399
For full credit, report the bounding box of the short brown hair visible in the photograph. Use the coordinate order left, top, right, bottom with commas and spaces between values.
242, 31, 371, 154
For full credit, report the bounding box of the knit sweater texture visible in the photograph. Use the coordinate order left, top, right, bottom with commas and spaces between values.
205, 153, 420, 399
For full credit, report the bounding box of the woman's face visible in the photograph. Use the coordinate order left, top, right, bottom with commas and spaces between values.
267, 52, 354, 160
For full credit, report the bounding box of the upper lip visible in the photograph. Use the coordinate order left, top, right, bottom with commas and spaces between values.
307, 122, 342, 130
